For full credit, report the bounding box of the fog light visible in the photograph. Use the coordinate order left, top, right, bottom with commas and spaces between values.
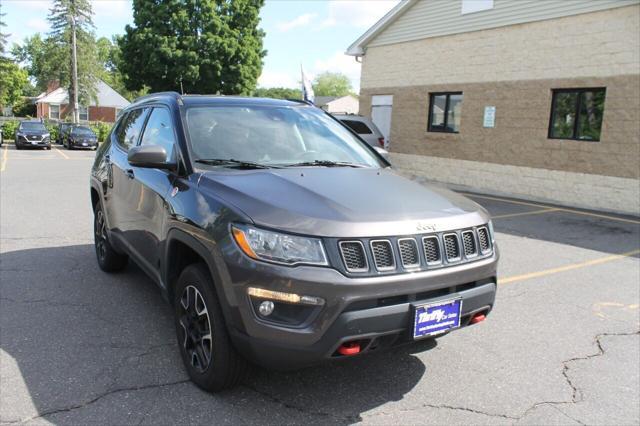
258, 300, 274, 316
247, 287, 324, 306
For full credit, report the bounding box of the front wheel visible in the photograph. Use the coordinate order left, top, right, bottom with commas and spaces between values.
94, 202, 128, 272
174, 264, 249, 392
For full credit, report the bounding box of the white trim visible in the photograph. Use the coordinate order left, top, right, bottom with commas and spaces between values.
49, 104, 60, 120
345, 0, 416, 56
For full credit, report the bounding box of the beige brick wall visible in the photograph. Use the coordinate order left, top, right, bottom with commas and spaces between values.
390, 152, 640, 216
360, 75, 640, 179
361, 5, 640, 89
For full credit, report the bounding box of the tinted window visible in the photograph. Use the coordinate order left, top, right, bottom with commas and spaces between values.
428, 92, 463, 133
549, 88, 605, 141
115, 108, 149, 150
341, 120, 373, 134
72, 127, 95, 136
140, 108, 176, 161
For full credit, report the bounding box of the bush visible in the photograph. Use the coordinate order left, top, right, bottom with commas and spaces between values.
1, 120, 19, 140
89, 121, 112, 142
12, 98, 37, 117
43, 120, 59, 142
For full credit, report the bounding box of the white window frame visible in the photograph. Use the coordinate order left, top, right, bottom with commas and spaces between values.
461, 0, 494, 15
79, 105, 88, 121
49, 104, 60, 120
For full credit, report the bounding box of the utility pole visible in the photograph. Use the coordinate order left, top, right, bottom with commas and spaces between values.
70, 2, 79, 123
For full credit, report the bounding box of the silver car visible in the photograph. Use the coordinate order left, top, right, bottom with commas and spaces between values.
333, 113, 389, 149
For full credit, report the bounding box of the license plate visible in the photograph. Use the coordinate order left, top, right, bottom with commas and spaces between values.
31, 141, 38, 145
413, 298, 462, 339
82, 142, 88, 146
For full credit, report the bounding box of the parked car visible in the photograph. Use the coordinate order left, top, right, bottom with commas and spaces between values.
65, 125, 98, 150
90, 93, 497, 392
15, 120, 51, 150
57, 122, 74, 145
333, 113, 388, 149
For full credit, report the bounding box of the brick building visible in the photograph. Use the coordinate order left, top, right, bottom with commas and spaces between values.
347, 0, 640, 215
36, 79, 130, 123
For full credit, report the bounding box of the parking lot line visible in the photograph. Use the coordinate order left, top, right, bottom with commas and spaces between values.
0, 144, 8, 172
463, 193, 640, 225
492, 208, 560, 220
500, 249, 640, 285
53, 146, 70, 159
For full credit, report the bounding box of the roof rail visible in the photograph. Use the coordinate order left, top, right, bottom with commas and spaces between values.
130, 91, 182, 105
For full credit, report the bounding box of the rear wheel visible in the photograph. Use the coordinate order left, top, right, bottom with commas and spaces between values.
174, 263, 249, 392
94, 202, 128, 272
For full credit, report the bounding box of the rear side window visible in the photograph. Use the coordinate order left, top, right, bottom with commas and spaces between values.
140, 107, 176, 161
115, 108, 149, 150
341, 119, 373, 134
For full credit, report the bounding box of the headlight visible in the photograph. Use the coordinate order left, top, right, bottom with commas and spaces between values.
232, 225, 328, 266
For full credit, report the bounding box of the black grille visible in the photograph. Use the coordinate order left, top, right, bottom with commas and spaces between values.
398, 239, 420, 267
422, 236, 441, 264
339, 241, 367, 272
477, 227, 491, 252
462, 231, 477, 257
443, 234, 460, 261
371, 240, 395, 270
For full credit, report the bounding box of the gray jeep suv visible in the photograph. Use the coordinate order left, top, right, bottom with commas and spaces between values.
90, 93, 498, 392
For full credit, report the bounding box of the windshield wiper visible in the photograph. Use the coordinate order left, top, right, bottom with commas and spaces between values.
282, 160, 366, 168
195, 158, 277, 169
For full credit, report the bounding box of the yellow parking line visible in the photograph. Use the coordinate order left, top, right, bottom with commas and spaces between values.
499, 249, 640, 285
492, 208, 560, 220
0, 144, 8, 172
53, 146, 70, 159
463, 193, 640, 225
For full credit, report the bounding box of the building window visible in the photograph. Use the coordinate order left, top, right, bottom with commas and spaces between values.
49, 104, 60, 120
549, 88, 606, 142
79, 105, 88, 121
428, 92, 463, 133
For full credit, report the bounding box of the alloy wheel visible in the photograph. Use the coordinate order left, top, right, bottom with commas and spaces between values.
178, 285, 213, 373
94, 209, 107, 261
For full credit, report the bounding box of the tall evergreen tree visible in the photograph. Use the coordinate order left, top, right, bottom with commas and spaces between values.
118, 0, 266, 95
47, 0, 100, 106
0, 2, 9, 56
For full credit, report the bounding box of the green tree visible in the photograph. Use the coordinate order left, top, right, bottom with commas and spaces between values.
0, 2, 9, 55
252, 87, 301, 99
12, 34, 66, 92
0, 60, 29, 107
48, 0, 100, 106
118, 0, 266, 95
312, 72, 353, 97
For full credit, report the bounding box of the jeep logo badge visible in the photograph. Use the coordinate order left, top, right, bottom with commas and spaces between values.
416, 222, 437, 232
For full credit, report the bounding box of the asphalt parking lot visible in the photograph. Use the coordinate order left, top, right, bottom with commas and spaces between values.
1, 143, 639, 425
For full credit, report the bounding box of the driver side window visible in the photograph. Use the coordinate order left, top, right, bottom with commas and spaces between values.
114, 108, 149, 151
140, 107, 176, 161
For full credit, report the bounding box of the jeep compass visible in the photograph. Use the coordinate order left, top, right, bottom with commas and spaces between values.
90, 93, 498, 392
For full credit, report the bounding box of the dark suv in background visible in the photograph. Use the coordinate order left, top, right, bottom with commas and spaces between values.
64, 125, 98, 150
90, 93, 498, 392
15, 120, 51, 150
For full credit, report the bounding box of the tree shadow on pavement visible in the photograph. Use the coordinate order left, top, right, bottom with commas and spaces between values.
0, 244, 431, 425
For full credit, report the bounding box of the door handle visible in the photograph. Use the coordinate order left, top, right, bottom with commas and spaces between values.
125, 169, 135, 179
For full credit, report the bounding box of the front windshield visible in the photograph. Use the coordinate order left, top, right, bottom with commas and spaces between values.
72, 127, 95, 136
20, 122, 46, 132
185, 105, 383, 168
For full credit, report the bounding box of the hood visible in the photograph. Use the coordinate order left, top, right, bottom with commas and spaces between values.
197, 167, 490, 238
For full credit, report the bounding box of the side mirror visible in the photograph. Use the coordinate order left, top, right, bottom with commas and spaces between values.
128, 145, 176, 170
374, 146, 390, 162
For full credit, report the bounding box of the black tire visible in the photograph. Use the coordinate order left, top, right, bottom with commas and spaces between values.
45, 145, 51, 150
174, 263, 249, 392
93, 202, 128, 272
16, 144, 22, 150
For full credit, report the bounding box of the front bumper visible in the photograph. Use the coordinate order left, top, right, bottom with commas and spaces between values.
69, 140, 97, 149
17, 137, 50, 147
222, 246, 499, 369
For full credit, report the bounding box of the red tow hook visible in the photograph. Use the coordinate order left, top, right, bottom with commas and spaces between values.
470, 313, 486, 325
337, 341, 361, 356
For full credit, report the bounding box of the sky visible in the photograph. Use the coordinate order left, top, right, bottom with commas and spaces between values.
1, 0, 400, 92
